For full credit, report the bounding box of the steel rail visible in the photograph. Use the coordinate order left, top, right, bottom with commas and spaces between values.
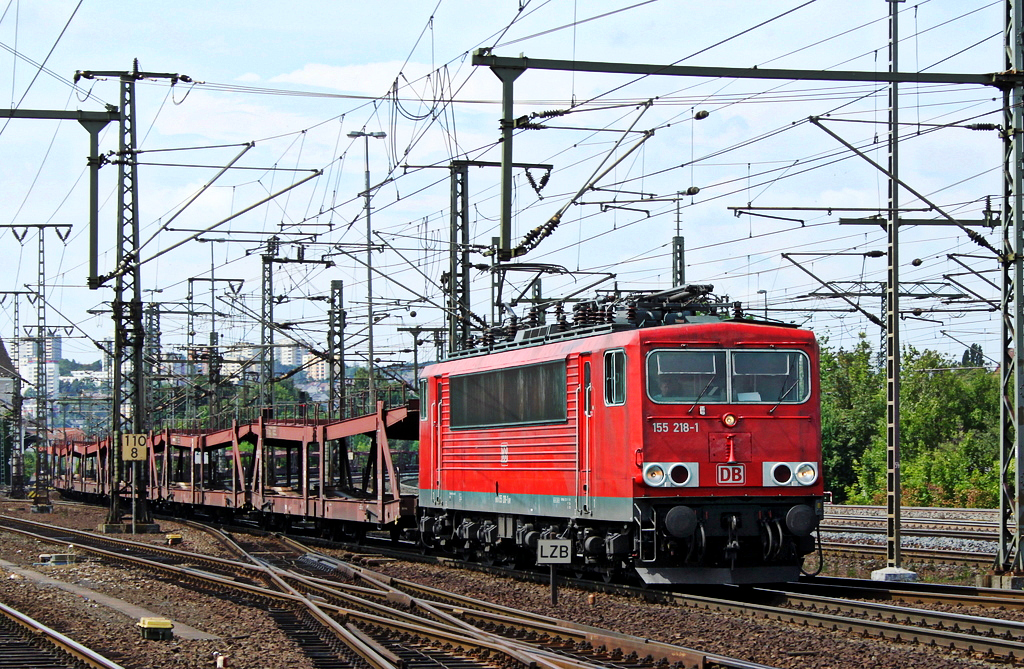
662, 588, 1024, 660
212, 531, 403, 669
0, 600, 125, 669
216, 528, 529, 669
822, 523, 996, 540
272, 535, 763, 669
741, 584, 1024, 644
270, 546, 684, 669
0, 519, 517, 669
821, 541, 993, 566
825, 504, 998, 520
823, 515, 999, 529
13, 509, 1014, 665
0, 513, 271, 581
280, 535, 1024, 661
789, 577, 1024, 611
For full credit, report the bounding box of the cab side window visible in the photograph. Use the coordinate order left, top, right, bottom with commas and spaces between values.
604, 349, 626, 406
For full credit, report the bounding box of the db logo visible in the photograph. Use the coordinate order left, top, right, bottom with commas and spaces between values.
717, 463, 745, 485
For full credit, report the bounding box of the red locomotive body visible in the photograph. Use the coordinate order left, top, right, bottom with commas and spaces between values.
418, 318, 823, 584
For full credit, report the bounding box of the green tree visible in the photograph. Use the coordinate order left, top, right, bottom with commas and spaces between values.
962, 343, 984, 368
819, 334, 884, 502
844, 345, 999, 507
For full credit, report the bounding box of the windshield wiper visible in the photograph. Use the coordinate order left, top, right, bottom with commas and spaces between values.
688, 376, 717, 414
768, 380, 799, 414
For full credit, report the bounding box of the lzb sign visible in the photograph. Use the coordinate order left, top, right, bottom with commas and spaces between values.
536, 538, 572, 564
121, 434, 148, 461
717, 463, 745, 485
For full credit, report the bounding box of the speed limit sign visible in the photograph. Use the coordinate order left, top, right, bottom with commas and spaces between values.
121, 433, 148, 461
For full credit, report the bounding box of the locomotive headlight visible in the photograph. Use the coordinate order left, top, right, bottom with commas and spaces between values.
721, 413, 738, 428
643, 463, 667, 486
795, 462, 818, 486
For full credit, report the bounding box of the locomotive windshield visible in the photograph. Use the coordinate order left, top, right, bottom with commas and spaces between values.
647, 350, 726, 403
647, 349, 810, 404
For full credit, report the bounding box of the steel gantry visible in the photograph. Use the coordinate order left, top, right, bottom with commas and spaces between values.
77, 61, 192, 529
1, 225, 72, 510
0, 107, 117, 502
472, 14, 1024, 574
260, 240, 334, 412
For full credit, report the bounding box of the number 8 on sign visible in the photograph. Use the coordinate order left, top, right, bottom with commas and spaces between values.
121, 433, 148, 461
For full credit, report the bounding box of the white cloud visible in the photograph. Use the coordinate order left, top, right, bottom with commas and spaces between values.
271, 61, 422, 95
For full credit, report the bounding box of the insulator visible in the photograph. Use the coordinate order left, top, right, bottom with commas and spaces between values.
525, 169, 539, 193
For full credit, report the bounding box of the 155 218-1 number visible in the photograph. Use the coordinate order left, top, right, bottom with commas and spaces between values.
651, 422, 700, 433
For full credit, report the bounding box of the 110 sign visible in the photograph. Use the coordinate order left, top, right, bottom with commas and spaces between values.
121, 434, 148, 461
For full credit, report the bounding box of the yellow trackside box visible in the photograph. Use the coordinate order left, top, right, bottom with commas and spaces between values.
138, 617, 174, 640
165, 533, 182, 546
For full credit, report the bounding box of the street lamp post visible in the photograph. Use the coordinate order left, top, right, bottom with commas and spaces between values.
348, 130, 386, 412
756, 289, 767, 320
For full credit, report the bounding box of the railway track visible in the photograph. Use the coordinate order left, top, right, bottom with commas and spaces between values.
9, 502, 1024, 665
215, 527, 764, 669
825, 504, 998, 522
0, 599, 123, 669
0, 513, 773, 669
266, 530, 1024, 663
822, 504, 999, 535
818, 540, 993, 566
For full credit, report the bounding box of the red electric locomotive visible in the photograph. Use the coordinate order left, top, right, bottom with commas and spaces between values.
417, 286, 824, 584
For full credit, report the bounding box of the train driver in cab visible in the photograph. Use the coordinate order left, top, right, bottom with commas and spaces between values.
653, 373, 684, 401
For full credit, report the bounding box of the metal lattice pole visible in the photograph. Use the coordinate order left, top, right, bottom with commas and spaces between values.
260, 236, 278, 412
2, 291, 27, 498
449, 162, 471, 352
186, 282, 196, 426
32, 230, 50, 510
328, 280, 345, 420
144, 302, 160, 428
76, 63, 189, 528
998, 0, 1024, 573
107, 72, 148, 525
884, 0, 903, 571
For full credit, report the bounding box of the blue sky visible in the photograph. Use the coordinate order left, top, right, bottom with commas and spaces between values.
0, 1, 1006, 368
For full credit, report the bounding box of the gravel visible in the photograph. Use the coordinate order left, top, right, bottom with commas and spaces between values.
822, 530, 1000, 555
0, 499, 315, 669
0, 497, 1010, 669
